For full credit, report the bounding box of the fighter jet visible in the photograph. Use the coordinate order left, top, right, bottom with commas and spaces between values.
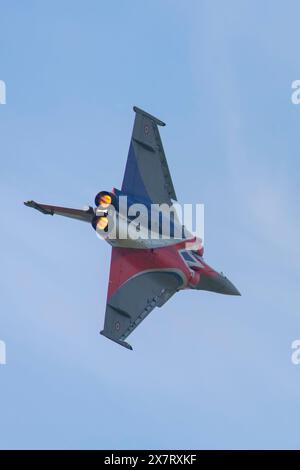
25, 106, 240, 350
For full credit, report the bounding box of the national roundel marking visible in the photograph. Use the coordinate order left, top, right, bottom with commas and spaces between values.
144, 124, 149, 135
115, 321, 120, 331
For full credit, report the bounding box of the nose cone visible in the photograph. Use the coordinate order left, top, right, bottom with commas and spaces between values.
220, 276, 241, 296
194, 269, 241, 296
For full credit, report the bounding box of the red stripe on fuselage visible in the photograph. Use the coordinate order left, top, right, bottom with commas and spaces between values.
107, 240, 191, 300
106, 238, 219, 300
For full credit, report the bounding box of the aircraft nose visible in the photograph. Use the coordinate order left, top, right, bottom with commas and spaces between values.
219, 275, 241, 296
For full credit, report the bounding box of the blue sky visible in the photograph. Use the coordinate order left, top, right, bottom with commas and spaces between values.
1, 0, 300, 449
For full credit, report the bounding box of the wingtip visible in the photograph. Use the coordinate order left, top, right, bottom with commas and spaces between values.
133, 106, 166, 126
100, 330, 133, 350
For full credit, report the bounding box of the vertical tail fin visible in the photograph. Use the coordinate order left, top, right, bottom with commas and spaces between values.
24, 200, 94, 223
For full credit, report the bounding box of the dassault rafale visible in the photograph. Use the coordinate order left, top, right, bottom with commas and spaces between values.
25, 107, 240, 350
